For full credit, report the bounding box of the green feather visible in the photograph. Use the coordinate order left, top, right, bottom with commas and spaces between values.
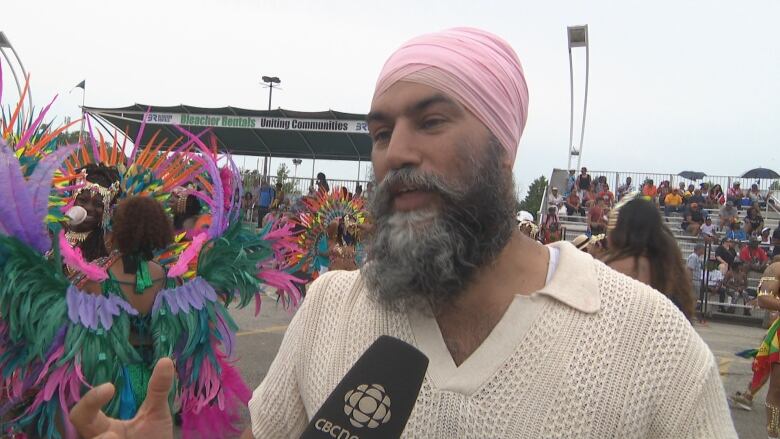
0, 235, 68, 360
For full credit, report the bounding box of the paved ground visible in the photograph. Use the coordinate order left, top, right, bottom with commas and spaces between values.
230, 301, 769, 438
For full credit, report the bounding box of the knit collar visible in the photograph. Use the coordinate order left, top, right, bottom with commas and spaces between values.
534, 241, 601, 313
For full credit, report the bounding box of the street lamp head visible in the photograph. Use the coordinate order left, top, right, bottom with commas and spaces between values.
262, 75, 281, 84
0, 32, 12, 48
567, 25, 588, 48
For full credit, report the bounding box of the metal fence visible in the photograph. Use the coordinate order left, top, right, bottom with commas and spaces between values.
242, 174, 370, 196
585, 169, 779, 195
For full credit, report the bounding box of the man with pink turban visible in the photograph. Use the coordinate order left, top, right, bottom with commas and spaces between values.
71, 28, 735, 439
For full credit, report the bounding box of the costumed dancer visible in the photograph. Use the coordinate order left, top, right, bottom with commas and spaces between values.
730, 262, 780, 438
64, 164, 122, 262
0, 76, 303, 438
295, 186, 366, 279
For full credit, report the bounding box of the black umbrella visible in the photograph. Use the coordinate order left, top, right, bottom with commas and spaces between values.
678, 171, 707, 180
742, 168, 780, 179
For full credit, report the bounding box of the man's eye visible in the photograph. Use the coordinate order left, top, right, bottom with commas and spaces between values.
421, 118, 444, 129
372, 130, 391, 143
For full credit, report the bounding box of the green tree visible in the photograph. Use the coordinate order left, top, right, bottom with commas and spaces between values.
517, 175, 548, 219
276, 163, 296, 195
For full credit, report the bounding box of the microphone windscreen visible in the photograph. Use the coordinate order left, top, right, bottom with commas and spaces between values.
300, 336, 428, 439
65, 206, 88, 226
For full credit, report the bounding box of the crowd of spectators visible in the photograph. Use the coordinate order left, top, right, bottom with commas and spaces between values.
242, 172, 372, 228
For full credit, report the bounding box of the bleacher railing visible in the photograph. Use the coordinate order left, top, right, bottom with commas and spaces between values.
584, 169, 779, 195
242, 175, 370, 196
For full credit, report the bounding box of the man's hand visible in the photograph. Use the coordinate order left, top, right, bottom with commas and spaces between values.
70, 358, 175, 439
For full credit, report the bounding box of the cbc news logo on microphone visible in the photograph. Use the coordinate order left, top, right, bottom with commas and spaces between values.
343, 384, 392, 428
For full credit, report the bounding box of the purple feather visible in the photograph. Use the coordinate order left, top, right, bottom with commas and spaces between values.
16, 94, 57, 151
0, 141, 36, 246
175, 127, 226, 237
66, 286, 137, 330
215, 312, 235, 358
27, 144, 78, 248
153, 277, 219, 316
81, 294, 97, 330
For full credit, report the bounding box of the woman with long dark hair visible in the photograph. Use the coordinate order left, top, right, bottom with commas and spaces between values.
603, 195, 696, 318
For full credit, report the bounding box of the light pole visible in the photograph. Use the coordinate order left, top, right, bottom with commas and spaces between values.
292, 158, 302, 179
0, 31, 32, 112
261, 76, 281, 110
260, 76, 281, 177
566, 25, 589, 172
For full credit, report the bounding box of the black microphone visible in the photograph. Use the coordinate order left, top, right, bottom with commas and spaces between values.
300, 336, 429, 439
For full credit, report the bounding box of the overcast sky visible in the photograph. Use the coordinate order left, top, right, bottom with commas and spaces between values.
2, 0, 779, 195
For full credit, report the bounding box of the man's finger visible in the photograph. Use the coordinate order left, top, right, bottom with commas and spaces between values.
69, 383, 115, 437
139, 357, 175, 413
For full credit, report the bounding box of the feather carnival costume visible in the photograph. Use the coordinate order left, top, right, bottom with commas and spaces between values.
295, 188, 366, 277
0, 66, 303, 438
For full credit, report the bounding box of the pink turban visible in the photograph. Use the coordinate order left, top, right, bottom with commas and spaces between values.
373, 27, 529, 163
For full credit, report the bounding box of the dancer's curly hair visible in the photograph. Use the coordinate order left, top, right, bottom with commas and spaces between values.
112, 196, 173, 262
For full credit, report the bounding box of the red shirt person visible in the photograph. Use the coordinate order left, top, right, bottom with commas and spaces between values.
739, 239, 768, 271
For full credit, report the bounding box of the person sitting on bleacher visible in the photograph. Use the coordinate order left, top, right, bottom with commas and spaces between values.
565, 191, 585, 216
663, 188, 684, 216
594, 175, 608, 194
657, 181, 671, 209
575, 167, 592, 200
745, 203, 764, 236
597, 183, 615, 208
708, 184, 726, 208
565, 169, 576, 196
748, 183, 765, 206
727, 220, 748, 241
641, 179, 658, 202
548, 187, 564, 210
684, 183, 695, 200
687, 188, 706, 207
728, 181, 743, 207
681, 202, 707, 236
722, 261, 753, 315
588, 198, 608, 235
616, 176, 634, 201
583, 182, 597, 208
760, 227, 772, 252
700, 217, 718, 243
716, 237, 738, 274
719, 201, 738, 231
740, 237, 769, 272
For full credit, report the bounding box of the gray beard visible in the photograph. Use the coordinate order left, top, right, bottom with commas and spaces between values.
361, 142, 516, 312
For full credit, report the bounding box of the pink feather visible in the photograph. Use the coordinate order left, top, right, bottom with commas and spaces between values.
58, 231, 108, 281
168, 232, 208, 278
181, 354, 250, 439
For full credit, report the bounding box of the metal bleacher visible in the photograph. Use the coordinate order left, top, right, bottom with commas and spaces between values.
544, 168, 780, 326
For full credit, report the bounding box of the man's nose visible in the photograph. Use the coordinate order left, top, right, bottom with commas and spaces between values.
383, 120, 423, 171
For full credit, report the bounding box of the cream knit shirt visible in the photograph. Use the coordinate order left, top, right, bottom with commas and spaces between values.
249, 241, 737, 438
